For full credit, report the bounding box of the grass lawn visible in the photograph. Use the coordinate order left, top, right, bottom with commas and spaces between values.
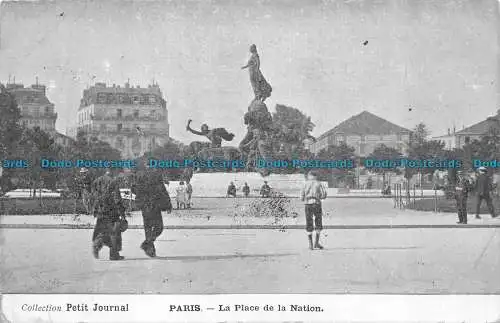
411, 195, 500, 214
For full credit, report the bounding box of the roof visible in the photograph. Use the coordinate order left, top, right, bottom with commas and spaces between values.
317, 111, 410, 140
9, 88, 52, 105
80, 83, 165, 108
455, 114, 500, 135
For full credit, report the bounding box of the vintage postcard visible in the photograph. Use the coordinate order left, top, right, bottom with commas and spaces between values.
0, 0, 499, 322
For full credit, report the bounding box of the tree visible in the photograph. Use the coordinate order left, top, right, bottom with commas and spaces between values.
269, 104, 316, 173
60, 131, 122, 195
367, 144, 403, 185
411, 122, 430, 146
143, 140, 185, 180
316, 143, 357, 183
13, 127, 61, 196
471, 126, 500, 160
0, 85, 22, 191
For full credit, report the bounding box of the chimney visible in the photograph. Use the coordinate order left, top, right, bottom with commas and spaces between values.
447, 128, 450, 135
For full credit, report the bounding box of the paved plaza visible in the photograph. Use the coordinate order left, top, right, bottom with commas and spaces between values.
1, 227, 499, 294
1, 198, 499, 294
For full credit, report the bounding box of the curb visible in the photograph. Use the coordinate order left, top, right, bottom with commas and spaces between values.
1, 224, 499, 229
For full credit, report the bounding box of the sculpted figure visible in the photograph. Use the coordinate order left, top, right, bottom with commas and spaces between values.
241, 44, 272, 102
186, 119, 235, 148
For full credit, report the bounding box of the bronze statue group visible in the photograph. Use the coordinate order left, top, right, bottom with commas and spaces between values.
79, 44, 330, 260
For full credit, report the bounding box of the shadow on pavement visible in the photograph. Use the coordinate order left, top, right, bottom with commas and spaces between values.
323, 246, 420, 251
122, 252, 297, 262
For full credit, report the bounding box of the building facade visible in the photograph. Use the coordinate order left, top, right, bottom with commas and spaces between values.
5, 82, 57, 133
433, 110, 500, 149
309, 111, 411, 156
77, 82, 169, 158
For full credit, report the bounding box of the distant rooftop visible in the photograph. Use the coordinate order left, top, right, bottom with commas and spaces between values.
317, 111, 410, 140
80, 81, 166, 107
455, 109, 500, 135
3, 82, 52, 105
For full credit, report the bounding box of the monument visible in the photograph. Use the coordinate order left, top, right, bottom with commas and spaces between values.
186, 44, 279, 177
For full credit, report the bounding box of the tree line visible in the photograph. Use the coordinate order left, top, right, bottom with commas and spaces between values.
2, 83, 499, 194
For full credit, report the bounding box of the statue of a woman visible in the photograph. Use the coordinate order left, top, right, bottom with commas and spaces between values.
241, 44, 272, 102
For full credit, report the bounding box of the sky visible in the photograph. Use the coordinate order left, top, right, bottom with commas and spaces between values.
0, 0, 498, 143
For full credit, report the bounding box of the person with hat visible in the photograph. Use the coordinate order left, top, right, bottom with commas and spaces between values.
91, 170, 126, 261
300, 170, 327, 250
455, 170, 472, 224
474, 167, 497, 219
131, 159, 172, 258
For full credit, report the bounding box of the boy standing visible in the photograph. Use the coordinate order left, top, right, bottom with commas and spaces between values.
301, 171, 327, 250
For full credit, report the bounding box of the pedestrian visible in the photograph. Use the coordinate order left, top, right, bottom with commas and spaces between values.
242, 182, 250, 198
176, 181, 187, 209
227, 181, 237, 197
186, 180, 193, 209
131, 160, 173, 258
300, 171, 327, 250
455, 170, 471, 224
474, 167, 497, 219
78, 167, 93, 214
91, 170, 126, 261
260, 181, 271, 198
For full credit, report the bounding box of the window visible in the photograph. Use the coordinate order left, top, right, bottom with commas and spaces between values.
45, 106, 50, 114
132, 96, 140, 104
116, 137, 125, 149
97, 93, 107, 104
133, 110, 139, 118
117, 124, 122, 132
117, 109, 122, 118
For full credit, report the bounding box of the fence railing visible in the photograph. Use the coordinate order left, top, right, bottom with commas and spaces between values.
393, 183, 438, 212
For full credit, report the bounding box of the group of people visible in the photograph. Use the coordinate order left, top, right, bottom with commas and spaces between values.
169, 180, 193, 209
226, 181, 271, 198
455, 166, 497, 224
78, 160, 173, 261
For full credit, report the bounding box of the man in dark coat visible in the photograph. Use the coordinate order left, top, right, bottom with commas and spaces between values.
242, 182, 250, 197
475, 167, 497, 219
91, 170, 125, 261
227, 182, 237, 197
455, 170, 471, 224
131, 162, 172, 257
